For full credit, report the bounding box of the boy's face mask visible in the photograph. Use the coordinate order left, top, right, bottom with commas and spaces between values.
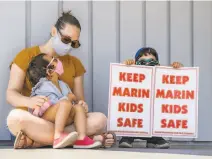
136, 58, 159, 66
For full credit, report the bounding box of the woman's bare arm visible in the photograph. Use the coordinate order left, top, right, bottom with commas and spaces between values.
73, 75, 85, 101
6, 64, 30, 107
7, 64, 47, 108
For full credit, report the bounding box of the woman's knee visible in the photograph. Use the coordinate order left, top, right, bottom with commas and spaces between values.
7, 109, 28, 135
87, 112, 107, 134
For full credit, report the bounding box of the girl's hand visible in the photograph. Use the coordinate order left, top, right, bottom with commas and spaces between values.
171, 62, 183, 69
27, 96, 48, 109
78, 100, 88, 113
123, 59, 135, 65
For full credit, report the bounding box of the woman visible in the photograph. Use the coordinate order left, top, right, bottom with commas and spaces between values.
6, 11, 115, 149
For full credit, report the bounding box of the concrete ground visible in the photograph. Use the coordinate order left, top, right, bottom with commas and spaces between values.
1, 141, 212, 159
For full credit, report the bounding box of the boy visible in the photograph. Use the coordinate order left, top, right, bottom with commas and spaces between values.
119, 47, 182, 149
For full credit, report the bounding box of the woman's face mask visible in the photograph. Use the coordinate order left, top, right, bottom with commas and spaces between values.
136, 58, 159, 66
51, 33, 73, 56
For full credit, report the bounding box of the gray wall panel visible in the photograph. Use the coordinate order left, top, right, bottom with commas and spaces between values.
170, 1, 192, 67
120, 1, 144, 62
0, 1, 26, 140
31, 1, 58, 46
193, 1, 212, 141
92, 1, 117, 115
146, 1, 169, 66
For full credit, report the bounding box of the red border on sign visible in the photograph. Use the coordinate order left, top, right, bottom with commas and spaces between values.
107, 63, 154, 137
152, 66, 199, 137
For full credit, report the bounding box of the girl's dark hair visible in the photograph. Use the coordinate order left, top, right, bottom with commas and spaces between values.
55, 11, 81, 31
135, 47, 159, 62
27, 54, 49, 86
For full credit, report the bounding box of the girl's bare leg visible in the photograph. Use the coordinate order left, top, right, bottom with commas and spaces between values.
44, 100, 72, 139
72, 105, 87, 140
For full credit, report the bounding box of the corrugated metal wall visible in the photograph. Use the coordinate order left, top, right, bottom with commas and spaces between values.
0, 1, 211, 142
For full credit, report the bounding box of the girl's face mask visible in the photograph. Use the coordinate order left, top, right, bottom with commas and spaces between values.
136, 58, 159, 66
47, 57, 64, 76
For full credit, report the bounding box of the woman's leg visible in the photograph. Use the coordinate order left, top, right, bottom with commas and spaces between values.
7, 109, 114, 148
7, 109, 54, 145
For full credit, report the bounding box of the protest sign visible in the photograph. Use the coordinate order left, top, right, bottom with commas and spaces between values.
107, 64, 199, 138
107, 63, 154, 137
152, 67, 199, 138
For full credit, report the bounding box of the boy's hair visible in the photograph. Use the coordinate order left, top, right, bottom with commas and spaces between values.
135, 47, 159, 62
27, 53, 50, 86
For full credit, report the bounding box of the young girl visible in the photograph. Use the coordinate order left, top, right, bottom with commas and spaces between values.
27, 53, 101, 149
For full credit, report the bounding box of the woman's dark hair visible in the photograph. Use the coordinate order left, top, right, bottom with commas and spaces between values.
55, 11, 81, 31
27, 54, 49, 86
135, 47, 159, 62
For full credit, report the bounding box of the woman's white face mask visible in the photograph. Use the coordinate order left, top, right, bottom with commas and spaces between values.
51, 33, 73, 56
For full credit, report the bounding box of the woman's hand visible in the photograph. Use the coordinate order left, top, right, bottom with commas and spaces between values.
171, 62, 184, 69
78, 100, 88, 112
27, 96, 48, 109
123, 59, 135, 65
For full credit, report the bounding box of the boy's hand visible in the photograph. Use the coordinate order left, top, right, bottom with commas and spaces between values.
171, 62, 183, 69
123, 59, 135, 65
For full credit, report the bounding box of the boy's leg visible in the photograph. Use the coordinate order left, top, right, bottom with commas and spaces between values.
119, 137, 134, 148
135, 137, 170, 149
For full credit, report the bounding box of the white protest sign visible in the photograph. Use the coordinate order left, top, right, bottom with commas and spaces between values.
107, 63, 154, 137
152, 66, 199, 138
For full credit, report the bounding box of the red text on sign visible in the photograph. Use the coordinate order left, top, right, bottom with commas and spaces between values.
161, 119, 188, 129
162, 104, 188, 114
118, 103, 143, 113
162, 75, 189, 84
113, 87, 150, 98
117, 118, 143, 128
156, 89, 194, 99
119, 72, 145, 83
